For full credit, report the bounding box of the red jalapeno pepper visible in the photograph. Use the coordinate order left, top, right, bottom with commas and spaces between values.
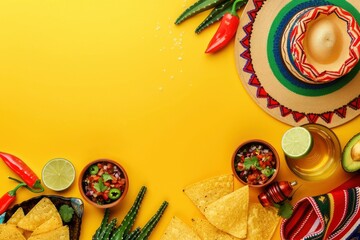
0, 182, 27, 215
0, 152, 44, 192
205, 0, 246, 53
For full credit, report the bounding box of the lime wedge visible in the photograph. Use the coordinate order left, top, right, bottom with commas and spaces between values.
281, 127, 313, 158
42, 158, 76, 191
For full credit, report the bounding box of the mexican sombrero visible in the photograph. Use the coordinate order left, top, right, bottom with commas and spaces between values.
235, 0, 360, 128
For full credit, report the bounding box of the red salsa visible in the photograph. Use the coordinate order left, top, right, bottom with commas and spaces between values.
234, 143, 276, 185
82, 161, 126, 205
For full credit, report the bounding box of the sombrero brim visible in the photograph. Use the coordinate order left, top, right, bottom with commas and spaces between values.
235, 0, 360, 128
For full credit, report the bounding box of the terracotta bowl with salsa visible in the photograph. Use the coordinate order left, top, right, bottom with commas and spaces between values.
78, 159, 129, 208
232, 140, 279, 188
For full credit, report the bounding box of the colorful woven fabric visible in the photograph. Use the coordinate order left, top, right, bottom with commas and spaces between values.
281, 187, 360, 239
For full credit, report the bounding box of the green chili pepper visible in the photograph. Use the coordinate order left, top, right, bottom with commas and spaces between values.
196, 0, 247, 34
175, 0, 228, 25
89, 165, 99, 175
109, 188, 121, 200
261, 167, 275, 177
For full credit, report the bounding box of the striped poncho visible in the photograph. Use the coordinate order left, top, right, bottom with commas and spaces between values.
281, 187, 360, 239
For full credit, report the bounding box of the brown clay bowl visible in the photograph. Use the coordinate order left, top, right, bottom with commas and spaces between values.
78, 159, 129, 208
232, 139, 280, 188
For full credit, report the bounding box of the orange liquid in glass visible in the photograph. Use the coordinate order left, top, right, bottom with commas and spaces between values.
285, 124, 341, 181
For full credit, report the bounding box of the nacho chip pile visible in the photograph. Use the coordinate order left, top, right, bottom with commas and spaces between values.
192, 218, 238, 240
161, 174, 280, 239
183, 174, 234, 215
0, 197, 69, 240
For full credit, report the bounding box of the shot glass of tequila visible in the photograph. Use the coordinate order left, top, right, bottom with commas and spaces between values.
282, 124, 341, 181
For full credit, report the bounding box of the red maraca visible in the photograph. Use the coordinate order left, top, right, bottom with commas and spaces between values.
258, 181, 297, 207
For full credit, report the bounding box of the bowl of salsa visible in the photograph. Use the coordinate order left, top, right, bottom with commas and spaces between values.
232, 140, 279, 187
79, 159, 129, 208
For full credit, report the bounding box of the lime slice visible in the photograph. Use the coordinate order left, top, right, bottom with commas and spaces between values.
281, 127, 313, 158
42, 158, 76, 191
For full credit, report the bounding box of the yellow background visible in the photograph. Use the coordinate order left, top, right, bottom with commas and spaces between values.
0, 0, 359, 239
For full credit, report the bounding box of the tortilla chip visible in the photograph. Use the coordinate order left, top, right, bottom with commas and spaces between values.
23, 230, 33, 239
247, 203, 280, 240
17, 198, 60, 231
32, 215, 63, 236
160, 216, 201, 240
183, 174, 234, 214
0, 224, 26, 240
5, 207, 26, 234
192, 218, 240, 240
6, 207, 25, 225
204, 185, 249, 239
28, 225, 69, 240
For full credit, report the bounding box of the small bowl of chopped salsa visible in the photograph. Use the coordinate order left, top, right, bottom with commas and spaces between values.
232, 140, 279, 187
79, 159, 129, 208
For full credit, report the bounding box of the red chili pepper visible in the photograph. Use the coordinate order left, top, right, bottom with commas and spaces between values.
0, 182, 27, 215
205, 0, 246, 53
0, 152, 44, 192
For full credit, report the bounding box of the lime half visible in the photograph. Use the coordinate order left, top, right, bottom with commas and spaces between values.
42, 158, 76, 191
281, 127, 313, 158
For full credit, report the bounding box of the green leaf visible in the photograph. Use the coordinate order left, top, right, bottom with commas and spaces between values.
244, 156, 259, 170
102, 173, 113, 182
277, 201, 293, 219
94, 178, 107, 192
59, 205, 74, 223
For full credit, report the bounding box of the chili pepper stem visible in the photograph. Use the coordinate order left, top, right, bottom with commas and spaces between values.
33, 180, 45, 192
9, 182, 27, 196
0, 152, 45, 192
0, 182, 27, 215
231, 0, 244, 15
8, 176, 44, 193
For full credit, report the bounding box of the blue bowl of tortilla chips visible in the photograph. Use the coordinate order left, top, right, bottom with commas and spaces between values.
0, 195, 83, 240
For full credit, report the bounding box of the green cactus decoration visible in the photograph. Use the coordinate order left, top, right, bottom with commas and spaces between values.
195, 0, 246, 33
93, 208, 111, 240
92, 186, 167, 240
110, 186, 147, 240
175, 0, 228, 25
99, 218, 117, 240
136, 201, 169, 240
124, 227, 141, 240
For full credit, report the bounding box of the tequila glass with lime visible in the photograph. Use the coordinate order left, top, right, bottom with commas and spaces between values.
282, 124, 341, 181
